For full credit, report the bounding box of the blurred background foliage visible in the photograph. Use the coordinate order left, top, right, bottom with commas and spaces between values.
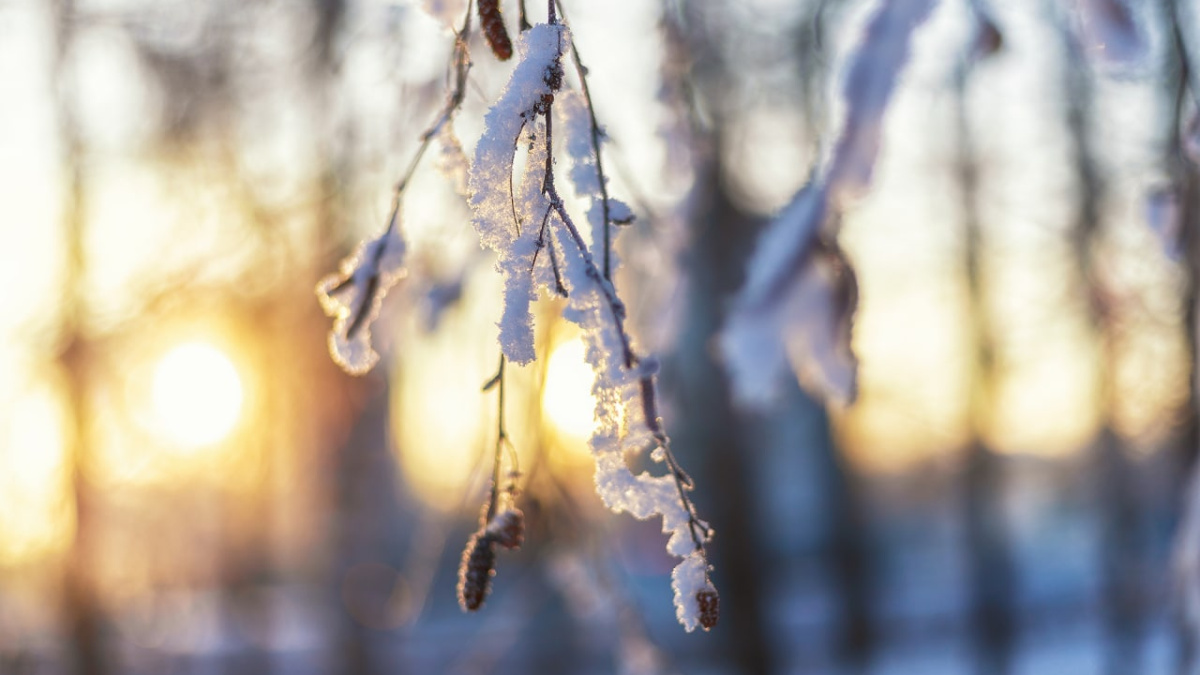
0, 0, 1196, 673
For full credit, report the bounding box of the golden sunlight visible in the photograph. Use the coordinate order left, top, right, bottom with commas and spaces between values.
542, 337, 596, 446
150, 342, 244, 448
0, 382, 72, 565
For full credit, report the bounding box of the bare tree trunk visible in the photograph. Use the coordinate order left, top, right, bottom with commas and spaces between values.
669, 157, 775, 675
1165, 2, 1200, 671
49, 1, 106, 673
1058, 17, 1145, 674
815, 415, 874, 674
956, 52, 1016, 675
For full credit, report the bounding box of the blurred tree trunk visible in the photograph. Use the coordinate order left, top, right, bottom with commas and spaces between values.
956, 50, 1016, 675
668, 149, 875, 673
332, 391, 403, 675
1058, 17, 1145, 674
669, 155, 775, 675
298, 2, 395, 674
1166, 1, 1200, 670
49, 1, 107, 674
1170, 0, 1200, 474
814, 406, 874, 674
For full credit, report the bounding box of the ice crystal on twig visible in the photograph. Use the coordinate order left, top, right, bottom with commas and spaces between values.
548, 177, 715, 628
317, 6, 472, 375
559, 90, 626, 261
436, 121, 471, 199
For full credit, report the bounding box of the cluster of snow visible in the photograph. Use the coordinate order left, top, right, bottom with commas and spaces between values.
467, 20, 713, 629
720, 0, 936, 409
670, 550, 713, 632
316, 215, 407, 375
468, 23, 567, 364
558, 90, 632, 263
546, 198, 712, 629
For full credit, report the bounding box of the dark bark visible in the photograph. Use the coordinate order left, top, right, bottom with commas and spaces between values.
956, 46, 1016, 675
668, 157, 774, 675
1059, 16, 1146, 673
1167, 1, 1200, 670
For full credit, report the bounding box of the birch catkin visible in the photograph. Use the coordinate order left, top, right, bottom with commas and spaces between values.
478, 0, 513, 61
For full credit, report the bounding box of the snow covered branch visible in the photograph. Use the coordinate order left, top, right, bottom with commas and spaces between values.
720, 0, 937, 409
317, 0, 719, 632
316, 8, 473, 375
464, 11, 718, 631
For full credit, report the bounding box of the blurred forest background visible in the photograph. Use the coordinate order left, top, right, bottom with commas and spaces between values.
1, 0, 1197, 673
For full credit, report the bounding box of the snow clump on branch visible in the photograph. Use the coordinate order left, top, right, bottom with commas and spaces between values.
720, 0, 937, 409
316, 214, 407, 375
468, 23, 567, 365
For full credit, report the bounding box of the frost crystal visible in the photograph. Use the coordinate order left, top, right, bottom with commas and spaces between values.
316, 215, 407, 375
468, 23, 567, 364
720, 0, 934, 409
485, 508, 525, 550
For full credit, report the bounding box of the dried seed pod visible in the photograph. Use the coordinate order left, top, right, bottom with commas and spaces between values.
486, 508, 525, 550
458, 532, 497, 611
478, 0, 513, 61
696, 586, 719, 630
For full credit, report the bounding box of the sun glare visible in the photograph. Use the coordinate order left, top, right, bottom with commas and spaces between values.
543, 338, 596, 443
0, 383, 72, 564
151, 342, 244, 448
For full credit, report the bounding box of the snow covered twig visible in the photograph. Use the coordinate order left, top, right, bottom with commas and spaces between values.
466, 6, 718, 631
720, 0, 937, 409
318, 0, 718, 632
316, 8, 474, 374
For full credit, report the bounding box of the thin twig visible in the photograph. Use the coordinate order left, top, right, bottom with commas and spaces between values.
332, 4, 474, 340
486, 353, 509, 523
519, 0, 532, 31
392, 1, 475, 209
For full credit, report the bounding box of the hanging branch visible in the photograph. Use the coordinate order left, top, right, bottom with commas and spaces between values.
317, 0, 720, 633
460, 354, 526, 612
316, 2, 476, 375
541, 90, 711, 560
